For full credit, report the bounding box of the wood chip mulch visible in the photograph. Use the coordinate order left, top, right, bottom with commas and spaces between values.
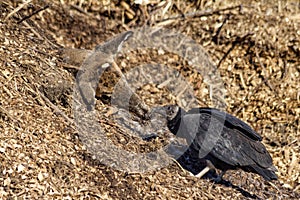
0, 0, 299, 199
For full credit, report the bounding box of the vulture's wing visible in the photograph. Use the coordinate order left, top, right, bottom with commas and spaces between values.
181, 112, 252, 166
208, 126, 272, 168
188, 108, 262, 141
183, 109, 274, 169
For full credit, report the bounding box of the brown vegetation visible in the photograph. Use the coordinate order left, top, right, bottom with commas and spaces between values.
0, 0, 299, 199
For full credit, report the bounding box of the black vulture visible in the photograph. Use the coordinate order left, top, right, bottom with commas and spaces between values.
158, 105, 278, 181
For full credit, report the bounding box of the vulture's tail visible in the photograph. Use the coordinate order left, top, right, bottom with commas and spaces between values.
251, 165, 278, 181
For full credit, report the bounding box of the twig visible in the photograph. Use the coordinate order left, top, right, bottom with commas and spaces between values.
216, 32, 253, 69
22, 20, 44, 40
18, 13, 60, 48
157, 5, 242, 23
17, 5, 49, 24
69, 4, 101, 21
255, 49, 277, 94
212, 14, 230, 45
267, 181, 282, 197
4, 0, 32, 21
70, 4, 88, 15
38, 90, 75, 127
171, 158, 193, 176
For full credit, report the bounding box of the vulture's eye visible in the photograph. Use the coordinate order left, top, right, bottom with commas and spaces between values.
167, 106, 174, 114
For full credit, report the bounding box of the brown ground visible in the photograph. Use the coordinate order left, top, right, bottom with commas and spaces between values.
0, 0, 299, 199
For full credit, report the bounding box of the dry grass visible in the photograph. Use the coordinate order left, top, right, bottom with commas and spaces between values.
0, 0, 299, 199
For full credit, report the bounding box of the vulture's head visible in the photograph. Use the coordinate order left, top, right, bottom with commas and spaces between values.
150, 105, 185, 135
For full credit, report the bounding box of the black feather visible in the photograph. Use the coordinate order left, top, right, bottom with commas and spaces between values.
165, 105, 278, 181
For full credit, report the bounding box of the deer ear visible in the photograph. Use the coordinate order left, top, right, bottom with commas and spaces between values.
95, 31, 133, 54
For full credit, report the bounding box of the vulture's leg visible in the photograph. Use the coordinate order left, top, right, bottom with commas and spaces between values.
195, 160, 216, 178
195, 166, 211, 178
195, 160, 226, 183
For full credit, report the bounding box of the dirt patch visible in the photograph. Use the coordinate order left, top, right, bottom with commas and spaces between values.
0, 0, 299, 199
